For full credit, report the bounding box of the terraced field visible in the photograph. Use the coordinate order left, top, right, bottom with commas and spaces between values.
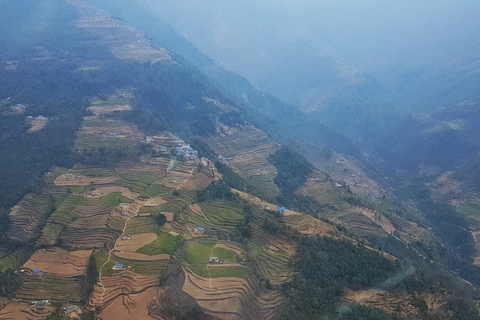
7, 193, 56, 242
22, 248, 92, 276
0, 300, 56, 319
182, 268, 285, 320
202, 125, 281, 198
0, 93, 397, 319
67, 0, 172, 63
15, 273, 87, 302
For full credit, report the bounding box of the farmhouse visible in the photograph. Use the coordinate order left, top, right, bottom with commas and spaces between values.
91, 190, 101, 196
37, 115, 46, 120
278, 207, 286, 213
112, 263, 124, 270
145, 136, 154, 142
109, 133, 117, 137
209, 257, 220, 263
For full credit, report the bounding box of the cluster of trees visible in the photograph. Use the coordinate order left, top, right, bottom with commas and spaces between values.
214, 161, 245, 191
78, 146, 130, 167
196, 180, 237, 203
85, 254, 98, 301
282, 236, 399, 319
268, 147, 321, 213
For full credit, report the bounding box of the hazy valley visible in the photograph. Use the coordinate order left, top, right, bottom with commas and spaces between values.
0, 0, 480, 319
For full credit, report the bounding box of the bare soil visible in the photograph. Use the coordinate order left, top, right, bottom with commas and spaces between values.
0, 301, 56, 320
98, 286, 163, 320
113, 251, 170, 261
163, 212, 174, 222
27, 119, 48, 133
113, 233, 158, 252
22, 248, 92, 276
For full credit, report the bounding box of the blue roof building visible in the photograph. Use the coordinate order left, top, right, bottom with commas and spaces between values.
278, 207, 286, 212
33, 270, 42, 274
198, 227, 205, 231
115, 263, 124, 268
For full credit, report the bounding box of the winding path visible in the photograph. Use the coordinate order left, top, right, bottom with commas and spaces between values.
97, 210, 138, 306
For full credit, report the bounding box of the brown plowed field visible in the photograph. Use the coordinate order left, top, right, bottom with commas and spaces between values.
114, 233, 157, 252
90, 269, 159, 307
22, 248, 92, 276
54, 174, 118, 186
98, 286, 163, 320
113, 251, 170, 262
189, 204, 209, 220
27, 119, 48, 133
163, 212, 174, 222
183, 270, 250, 319
182, 269, 282, 320
0, 301, 56, 320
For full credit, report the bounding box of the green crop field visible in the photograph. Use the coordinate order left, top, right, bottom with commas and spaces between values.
212, 247, 237, 263
137, 232, 183, 255
183, 242, 245, 278
124, 216, 157, 235
245, 174, 280, 202
0, 250, 30, 272
141, 184, 172, 198
456, 201, 480, 217
209, 266, 246, 278
201, 201, 244, 226
91, 96, 131, 106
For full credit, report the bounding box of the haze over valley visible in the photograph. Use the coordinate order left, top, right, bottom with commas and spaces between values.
1, 1, 480, 319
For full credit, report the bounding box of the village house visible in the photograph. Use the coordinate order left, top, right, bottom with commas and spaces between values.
113, 263, 124, 270
145, 136, 154, 142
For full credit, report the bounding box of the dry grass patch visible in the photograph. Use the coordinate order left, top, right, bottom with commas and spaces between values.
87, 104, 132, 116
27, 118, 48, 133
94, 186, 139, 199
54, 174, 118, 186
144, 197, 167, 207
